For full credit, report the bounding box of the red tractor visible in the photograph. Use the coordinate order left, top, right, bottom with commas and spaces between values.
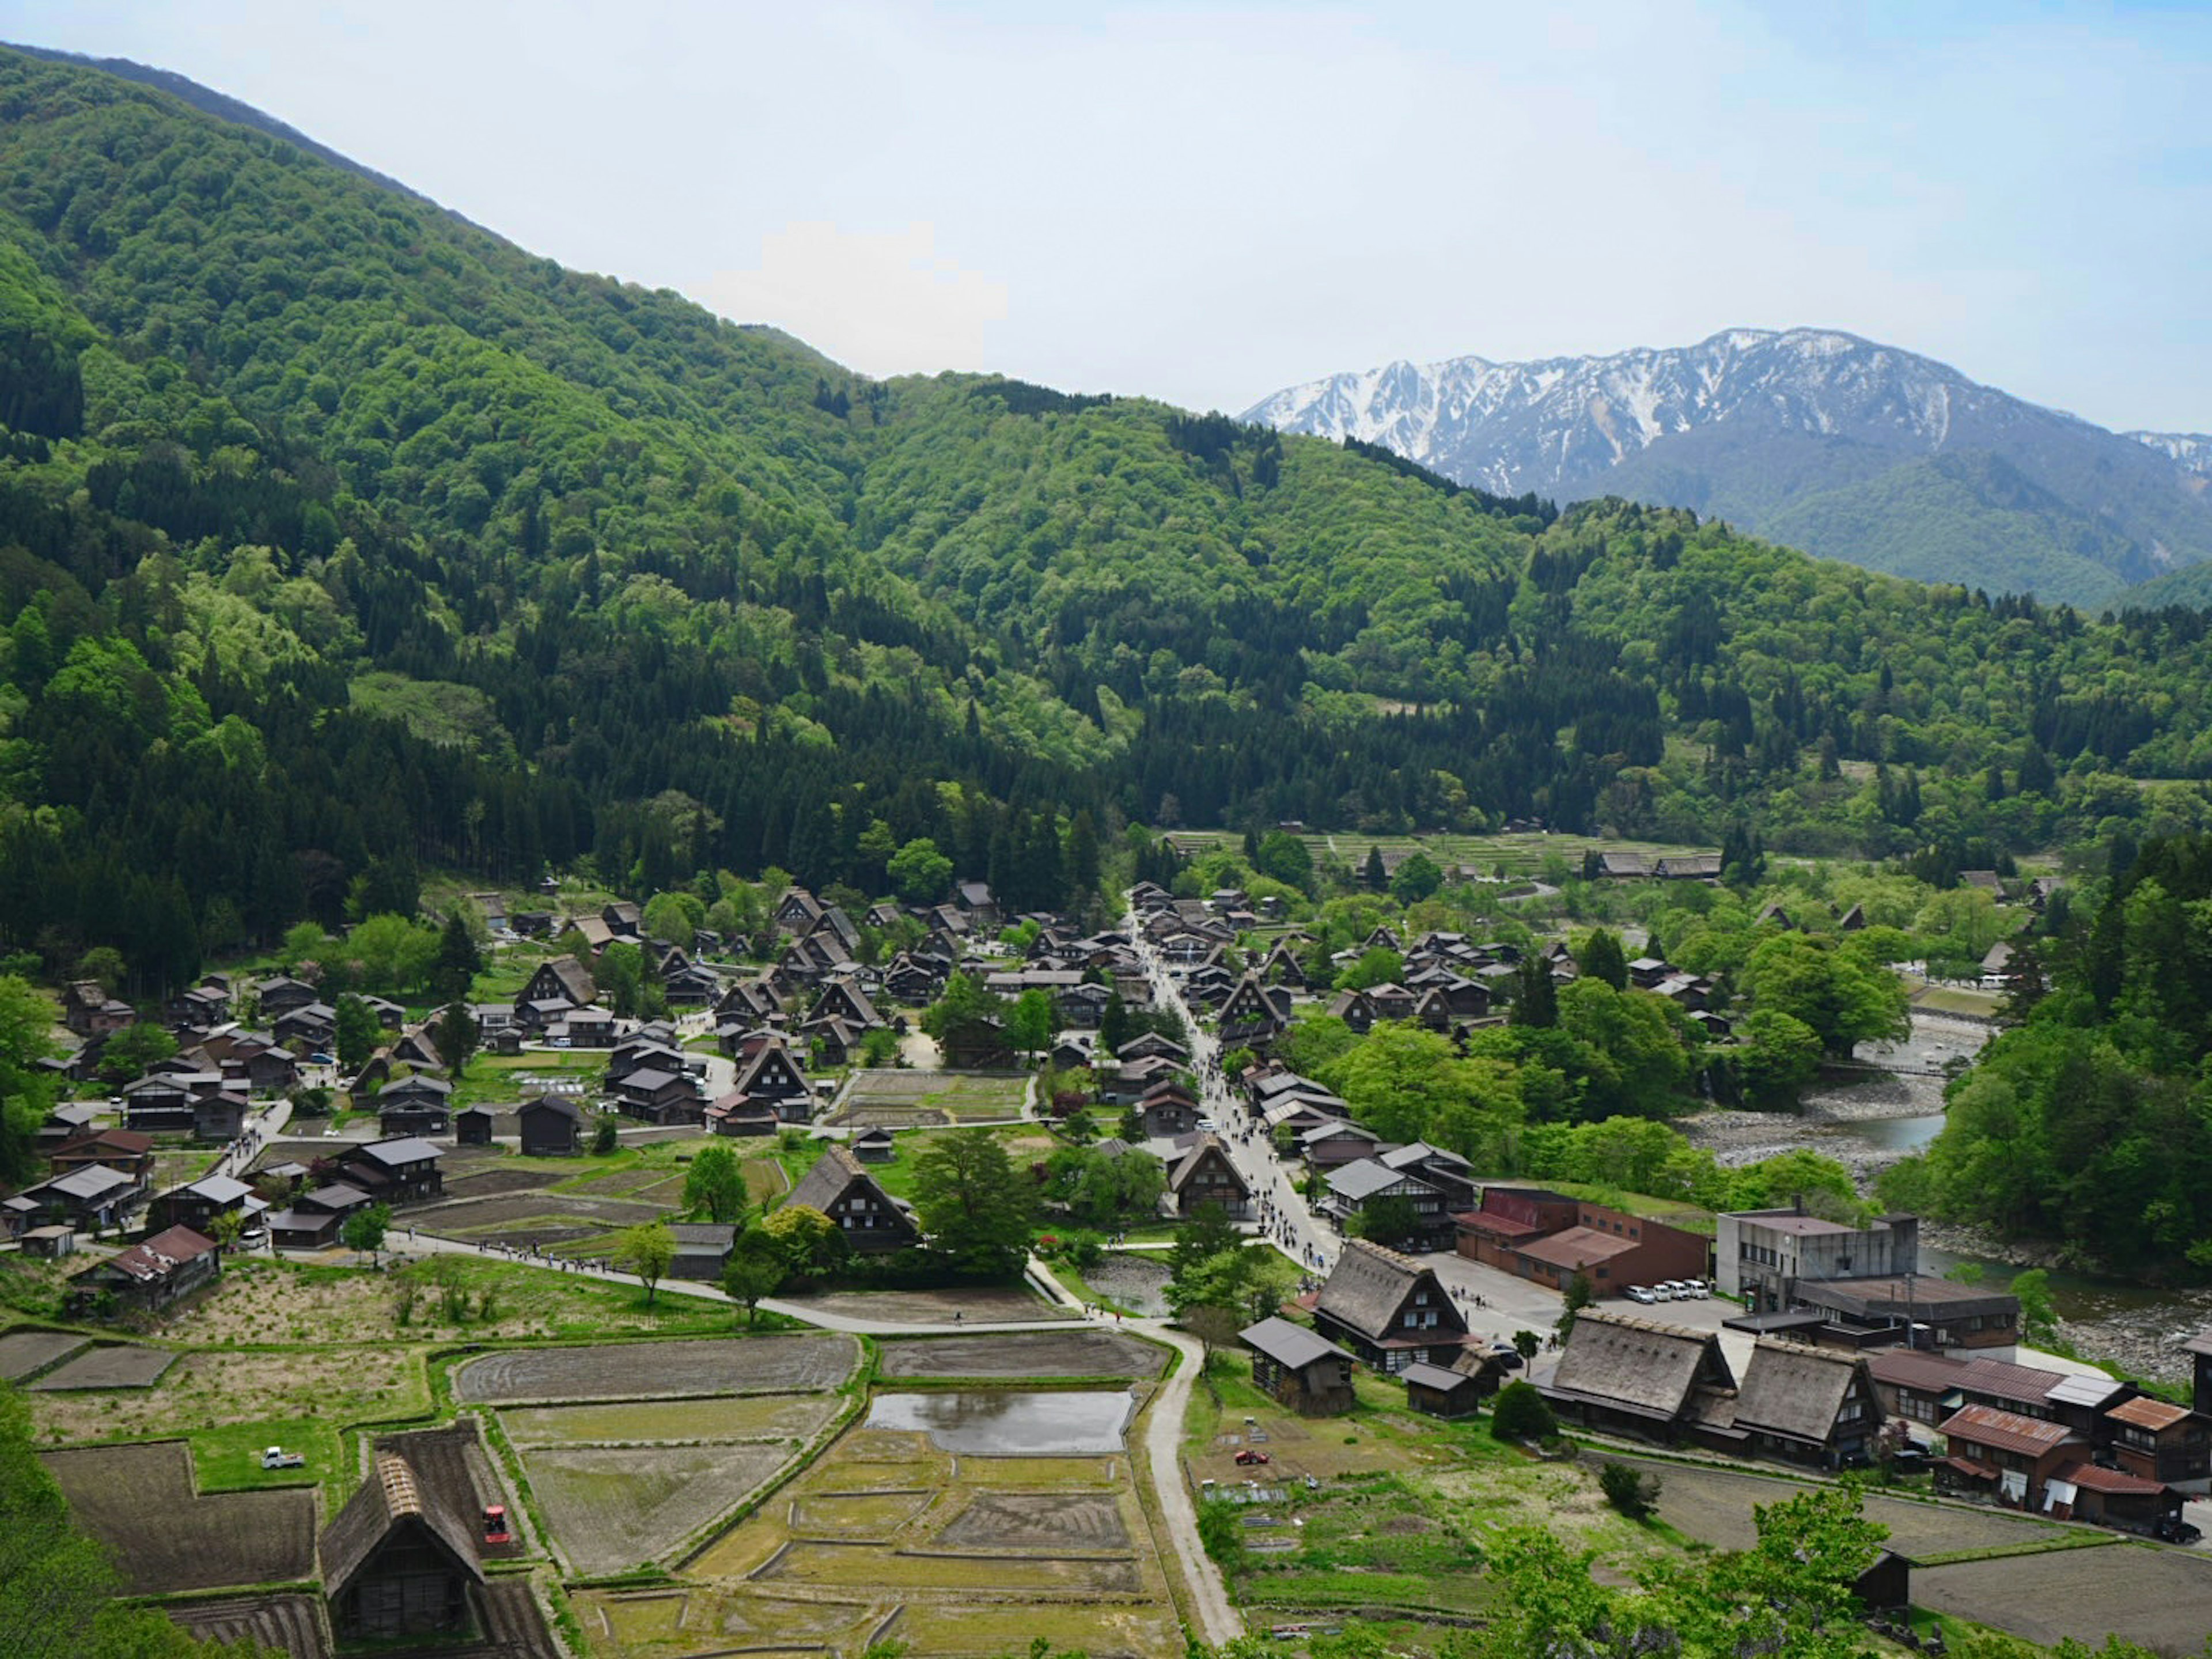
1233, 1448, 1270, 1466
482, 1505, 512, 1546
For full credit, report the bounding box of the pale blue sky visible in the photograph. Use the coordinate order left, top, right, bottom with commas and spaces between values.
3, 1, 2206, 431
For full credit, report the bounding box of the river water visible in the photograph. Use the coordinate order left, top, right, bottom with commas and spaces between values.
1680, 1012, 2212, 1383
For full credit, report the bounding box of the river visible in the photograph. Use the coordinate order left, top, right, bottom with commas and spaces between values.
1679, 1012, 2212, 1383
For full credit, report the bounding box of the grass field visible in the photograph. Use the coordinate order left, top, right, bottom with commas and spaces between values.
1182, 1355, 1684, 1642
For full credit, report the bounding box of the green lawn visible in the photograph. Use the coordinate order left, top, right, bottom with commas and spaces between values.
187, 1415, 347, 1505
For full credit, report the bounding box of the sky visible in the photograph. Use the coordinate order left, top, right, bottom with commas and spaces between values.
3, 1, 2208, 431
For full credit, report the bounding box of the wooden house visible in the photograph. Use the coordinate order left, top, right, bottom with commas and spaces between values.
376, 1074, 454, 1138
611, 1067, 703, 1126
1322, 1158, 1450, 1250
1166, 1135, 1251, 1219
147, 1174, 262, 1237
732, 1039, 813, 1122
1935, 1404, 2086, 1510
783, 1145, 916, 1253
2105, 1395, 2212, 1489
69, 1223, 220, 1312
255, 976, 322, 1019
669, 1223, 737, 1281
1296, 1119, 1384, 1172
513, 955, 596, 1025
1540, 1310, 1738, 1441
454, 1105, 497, 1147
20, 1164, 141, 1231
1312, 1239, 1469, 1372
1403, 1361, 1486, 1419
1241, 1316, 1357, 1415
852, 1127, 896, 1164
321, 1450, 485, 1639
339, 1139, 445, 1203
517, 1096, 583, 1157
1718, 1341, 1881, 1468
266, 1183, 372, 1249
1138, 1084, 1203, 1139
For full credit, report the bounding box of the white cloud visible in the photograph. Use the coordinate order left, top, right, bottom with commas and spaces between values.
695, 222, 1009, 378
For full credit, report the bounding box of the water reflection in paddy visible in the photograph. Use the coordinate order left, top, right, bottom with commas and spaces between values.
866, 1389, 1135, 1455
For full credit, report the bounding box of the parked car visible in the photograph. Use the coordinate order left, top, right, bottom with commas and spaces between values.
260, 1446, 305, 1469
2154, 1515, 2202, 1546
1626, 1285, 1658, 1304
1488, 1342, 1525, 1372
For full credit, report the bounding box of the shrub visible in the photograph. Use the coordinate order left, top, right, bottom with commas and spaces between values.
1490, 1380, 1556, 1442
1196, 1499, 1245, 1570
1599, 1459, 1661, 1518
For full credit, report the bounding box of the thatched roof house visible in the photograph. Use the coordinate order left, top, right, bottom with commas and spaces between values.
321, 1450, 484, 1639
1540, 1310, 1736, 1439
1313, 1238, 1467, 1371
1723, 1339, 1881, 1467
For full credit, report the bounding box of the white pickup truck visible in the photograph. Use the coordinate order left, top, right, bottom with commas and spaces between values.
260, 1446, 306, 1469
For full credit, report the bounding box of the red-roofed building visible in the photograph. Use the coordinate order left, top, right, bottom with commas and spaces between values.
1937, 1403, 2085, 1511
1485, 1201, 1709, 1296
1453, 1187, 1579, 1270
2105, 1395, 2212, 1490
66, 1224, 220, 1313
2046, 1459, 2184, 1529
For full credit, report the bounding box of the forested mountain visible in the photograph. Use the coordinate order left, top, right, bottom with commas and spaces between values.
8, 46, 2212, 992
1243, 329, 2212, 606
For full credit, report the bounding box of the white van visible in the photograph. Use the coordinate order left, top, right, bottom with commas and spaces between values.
1626, 1285, 1658, 1304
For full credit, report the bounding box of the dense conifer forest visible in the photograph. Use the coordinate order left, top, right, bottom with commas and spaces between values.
6, 46, 2212, 997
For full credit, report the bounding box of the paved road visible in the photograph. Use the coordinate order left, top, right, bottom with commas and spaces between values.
1126, 910, 1338, 1278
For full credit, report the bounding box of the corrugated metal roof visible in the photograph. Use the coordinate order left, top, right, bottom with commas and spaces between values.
2106, 1395, 2193, 1431
1939, 1403, 2080, 1459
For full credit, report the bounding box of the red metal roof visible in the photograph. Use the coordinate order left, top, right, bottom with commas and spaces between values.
2105, 1396, 2193, 1431
2053, 1459, 2169, 1497
1516, 1225, 1638, 1269
1938, 1403, 2081, 1460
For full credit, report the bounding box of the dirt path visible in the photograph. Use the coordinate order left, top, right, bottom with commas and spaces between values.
1142, 1321, 1242, 1649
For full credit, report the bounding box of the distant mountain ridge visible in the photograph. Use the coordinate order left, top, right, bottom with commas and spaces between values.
1243, 328, 2212, 606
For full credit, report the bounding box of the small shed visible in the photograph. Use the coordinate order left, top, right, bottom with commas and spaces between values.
1240, 1316, 1357, 1416
21, 1225, 75, 1259
669, 1223, 737, 1281
517, 1096, 583, 1157
852, 1127, 896, 1164
1403, 1361, 1484, 1419
1854, 1550, 1911, 1612
454, 1106, 497, 1147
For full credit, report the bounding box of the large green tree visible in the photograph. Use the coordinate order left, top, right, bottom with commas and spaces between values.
0, 976, 60, 1184
1741, 934, 1909, 1059
910, 1133, 1036, 1278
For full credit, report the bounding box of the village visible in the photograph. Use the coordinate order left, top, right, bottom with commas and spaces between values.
3, 853, 2210, 1659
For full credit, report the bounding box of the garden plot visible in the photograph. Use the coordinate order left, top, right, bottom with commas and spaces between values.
1914, 1544, 2212, 1652
503, 1392, 839, 1446
41, 1441, 315, 1593
1616, 1456, 2071, 1559
29, 1343, 177, 1390
0, 1329, 86, 1381
834, 1071, 1030, 1127
29, 1346, 427, 1447
454, 1334, 859, 1404
779, 1286, 1076, 1326
876, 1330, 1165, 1380
164, 1593, 330, 1659
641, 1403, 1179, 1659
525, 1442, 793, 1576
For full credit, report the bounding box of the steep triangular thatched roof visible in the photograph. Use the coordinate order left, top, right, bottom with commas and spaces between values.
1729, 1339, 1869, 1446
1544, 1310, 1737, 1423
786, 1142, 891, 1217
1316, 1238, 1449, 1342
1168, 1134, 1247, 1196
320, 1450, 485, 1600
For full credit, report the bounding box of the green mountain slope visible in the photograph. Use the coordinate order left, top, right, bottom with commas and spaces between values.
6, 44, 2212, 988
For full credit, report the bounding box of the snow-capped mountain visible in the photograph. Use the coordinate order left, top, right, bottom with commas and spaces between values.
2128, 430, 2212, 483
1241, 329, 2212, 605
